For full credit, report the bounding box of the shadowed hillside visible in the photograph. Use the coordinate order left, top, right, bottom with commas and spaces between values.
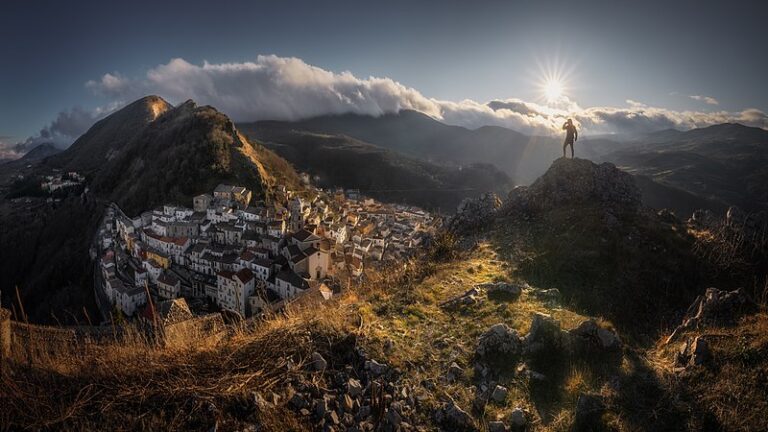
239, 124, 513, 212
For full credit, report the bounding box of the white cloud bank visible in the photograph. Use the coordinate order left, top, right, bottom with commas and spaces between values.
7, 55, 767, 157
690, 95, 719, 105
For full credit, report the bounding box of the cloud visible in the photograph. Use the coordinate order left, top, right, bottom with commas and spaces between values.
10, 54, 764, 160
690, 95, 719, 105
5, 103, 122, 159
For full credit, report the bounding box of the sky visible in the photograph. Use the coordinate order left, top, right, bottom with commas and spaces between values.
1, 0, 767, 157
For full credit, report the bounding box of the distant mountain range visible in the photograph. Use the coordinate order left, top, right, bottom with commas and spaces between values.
239, 122, 513, 212
245, 113, 767, 216
241, 110, 562, 185
599, 123, 768, 214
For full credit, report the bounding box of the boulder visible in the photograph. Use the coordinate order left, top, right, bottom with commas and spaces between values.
476, 323, 522, 361
509, 408, 527, 429
678, 336, 712, 367
491, 385, 508, 404
569, 319, 622, 354
448, 192, 502, 233
481, 282, 523, 300
690, 336, 711, 366
531, 288, 561, 303
434, 401, 477, 432
523, 313, 567, 356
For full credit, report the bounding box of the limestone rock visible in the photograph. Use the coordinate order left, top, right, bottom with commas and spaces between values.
481, 281, 523, 300
570, 319, 622, 354
476, 323, 522, 360
490, 385, 508, 404
503, 158, 641, 216
523, 313, 567, 356
447, 192, 502, 233
311, 352, 328, 371
434, 401, 477, 432
509, 407, 527, 429
667, 287, 755, 343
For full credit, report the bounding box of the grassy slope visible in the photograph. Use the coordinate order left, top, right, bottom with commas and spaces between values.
2, 214, 766, 431
0, 238, 709, 432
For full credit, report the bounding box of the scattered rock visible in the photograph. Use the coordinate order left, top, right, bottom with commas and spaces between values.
509, 407, 527, 429
365, 359, 388, 377
481, 282, 523, 300
311, 352, 328, 371
446, 362, 464, 383
434, 401, 477, 432
347, 378, 363, 398
488, 420, 508, 432
667, 287, 755, 343
289, 392, 308, 409
491, 385, 508, 404
523, 313, 567, 356
476, 323, 522, 361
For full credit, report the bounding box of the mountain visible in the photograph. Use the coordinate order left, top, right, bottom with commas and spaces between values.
82, 99, 301, 215
21, 143, 62, 161
241, 110, 564, 184
49, 96, 172, 172
598, 123, 768, 214
1, 96, 302, 322
238, 123, 513, 212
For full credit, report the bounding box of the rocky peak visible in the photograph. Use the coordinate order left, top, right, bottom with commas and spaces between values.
504, 157, 641, 215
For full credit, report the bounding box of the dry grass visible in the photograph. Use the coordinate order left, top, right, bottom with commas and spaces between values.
3, 228, 767, 432
1, 298, 356, 431
650, 312, 768, 432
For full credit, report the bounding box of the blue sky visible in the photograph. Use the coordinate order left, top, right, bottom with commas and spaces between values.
1, 0, 767, 152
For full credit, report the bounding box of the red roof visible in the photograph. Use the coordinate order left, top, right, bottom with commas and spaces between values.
235, 268, 254, 284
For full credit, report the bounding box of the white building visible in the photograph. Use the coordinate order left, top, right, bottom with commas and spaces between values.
216, 268, 256, 316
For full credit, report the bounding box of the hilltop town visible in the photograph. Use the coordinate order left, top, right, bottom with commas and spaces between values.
94, 183, 437, 321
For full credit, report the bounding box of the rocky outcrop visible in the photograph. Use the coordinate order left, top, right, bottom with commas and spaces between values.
476, 323, 522, 361
503, 158, 641, 216
666, 287, 755, 343
447, 192, 502, 233
676, 336, 712, 367
569, 319, 622, 356
522, 313, 568, 357
479, 281, 524, 300
434, 401, 477, 431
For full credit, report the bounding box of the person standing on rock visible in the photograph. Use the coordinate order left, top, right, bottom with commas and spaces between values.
562, 118, 578, 158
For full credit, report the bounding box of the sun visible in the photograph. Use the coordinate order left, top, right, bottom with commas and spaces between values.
543, 78, 564, 103
531, 53, 577, 106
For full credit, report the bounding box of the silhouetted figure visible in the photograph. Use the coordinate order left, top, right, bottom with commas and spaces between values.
562, 118, 578, 158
